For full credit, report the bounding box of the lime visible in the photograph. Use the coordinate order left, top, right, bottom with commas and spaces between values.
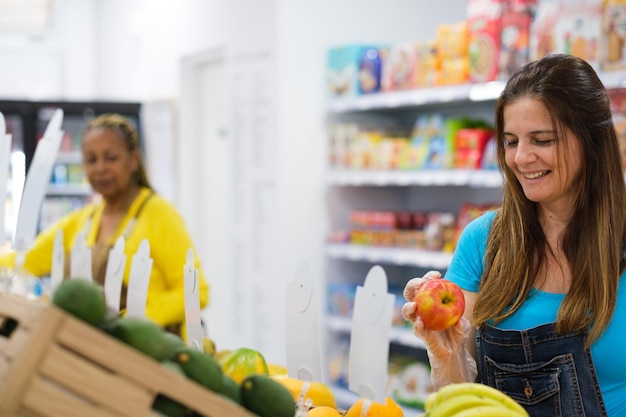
52, 279, 107, 326
221, 347, 269, 384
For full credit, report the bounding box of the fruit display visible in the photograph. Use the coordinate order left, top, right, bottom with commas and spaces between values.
414, 279, 465, 331
13, 279, 528, 417
423, 382, 530, 417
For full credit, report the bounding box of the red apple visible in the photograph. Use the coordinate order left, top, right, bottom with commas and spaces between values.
414, 278, 465, 331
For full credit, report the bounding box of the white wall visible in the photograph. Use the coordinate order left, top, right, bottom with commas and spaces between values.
0, 0, 469, 363
0, 0, 97, 100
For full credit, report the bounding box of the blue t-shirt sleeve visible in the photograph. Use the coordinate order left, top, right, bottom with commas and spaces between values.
444, 210, 496, 293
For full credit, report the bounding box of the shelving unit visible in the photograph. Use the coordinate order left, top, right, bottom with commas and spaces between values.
323, 81, 505, 413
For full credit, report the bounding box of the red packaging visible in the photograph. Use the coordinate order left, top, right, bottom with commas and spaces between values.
499, 0, 537, 79
455, 128, 494, 169
467, 0, 506, 83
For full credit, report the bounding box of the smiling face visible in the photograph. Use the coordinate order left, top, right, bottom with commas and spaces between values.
503, 96, 583, 212
82, 127, 139, 201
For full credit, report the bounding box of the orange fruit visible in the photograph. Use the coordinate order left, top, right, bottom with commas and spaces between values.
220, 347, 270, 383
271, 375, 337, 408
345, 396, 403, 417
308, 406, 342, 417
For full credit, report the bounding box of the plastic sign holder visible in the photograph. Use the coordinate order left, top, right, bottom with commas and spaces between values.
285, 261, 324, 382
70, 230, 92, 280
0, 113, 12, 248
104, 236, 127, 312
50, 229, 64, 294
348, 265, 395, 404
13, 108, 64, 253
184, 248, 203, 350
126, 239, 153, 318
11, 109, 64, 296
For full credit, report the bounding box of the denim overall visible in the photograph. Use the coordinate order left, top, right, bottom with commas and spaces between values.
476, 323, 608, 417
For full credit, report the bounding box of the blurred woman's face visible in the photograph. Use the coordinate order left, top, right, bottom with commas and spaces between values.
82, 127, 138, 201
503, 96, 583, 213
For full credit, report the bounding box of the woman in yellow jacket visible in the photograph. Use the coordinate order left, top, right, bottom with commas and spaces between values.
0, 113, 209, 334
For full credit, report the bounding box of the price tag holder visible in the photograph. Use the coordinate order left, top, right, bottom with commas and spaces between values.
104, 236, 127, 312
0, 113, 12, 248
126, 239, 153, 318
70, 230, 92, 281
13, 109, 64, 252
184, 249, 203, 350
50, 229, 64, 293
348, 265, 395, 403
285, 261, 323, 382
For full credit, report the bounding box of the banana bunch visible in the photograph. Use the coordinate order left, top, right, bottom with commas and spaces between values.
424, 382, 529, 417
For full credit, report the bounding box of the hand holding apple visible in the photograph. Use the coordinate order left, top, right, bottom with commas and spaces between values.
413, 278, 465, 331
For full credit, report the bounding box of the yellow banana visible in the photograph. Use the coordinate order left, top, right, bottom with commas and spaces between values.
450, 404, 527, 417
427, 393, 508, 417
270, 375, 337, 408
429, 383, 528, 416
424, 391, 438, 412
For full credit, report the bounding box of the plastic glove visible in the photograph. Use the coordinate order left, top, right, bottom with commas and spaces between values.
402, 271, 478, 389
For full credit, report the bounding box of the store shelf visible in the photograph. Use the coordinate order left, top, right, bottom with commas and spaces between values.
46, 183, 92, 196
326, 315, 426, 350
326, 81, 507, 113
327, 74, 626, 114
326, 243, 453, 269
326, 169, 502, 187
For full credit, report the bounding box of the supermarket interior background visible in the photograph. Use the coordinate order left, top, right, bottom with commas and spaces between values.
1, 0, 624, 413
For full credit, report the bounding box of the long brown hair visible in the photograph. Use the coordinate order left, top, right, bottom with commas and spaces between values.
475, 54, 626, 346
82, 113, 152, 190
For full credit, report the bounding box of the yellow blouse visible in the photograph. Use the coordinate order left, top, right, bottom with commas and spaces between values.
0, 187, 210, 328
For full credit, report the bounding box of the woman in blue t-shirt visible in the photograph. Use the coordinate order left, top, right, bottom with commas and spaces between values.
402, 54, 626, 417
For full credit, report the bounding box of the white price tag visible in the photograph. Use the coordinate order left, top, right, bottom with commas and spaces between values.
70, 230, 92, 281
285, 261, 323, 382
104, 236, 127, 312
13, 109, 64, 252
184, 249, 203, 350
126, 239, 153, 318
348, 265, 395, 403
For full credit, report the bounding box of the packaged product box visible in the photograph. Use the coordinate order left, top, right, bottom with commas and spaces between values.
436, 21, 470, 59
411, 113, 453, 170
499, 0, 537, 79
601, 0, 626, 72
382, 42, 417, 92
358, 46, 386, 95
530, 0, 603, 68
412, 40, 439, 88
335, 123, 359, 169
348, 130, 381, 169
454, 127, 494, 169
327, 45, 385, 97
435, 22, 470, 85
327, 283, 357, 317
466, 0, 506, 83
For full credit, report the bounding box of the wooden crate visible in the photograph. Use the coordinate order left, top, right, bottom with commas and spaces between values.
0, 294, 257, 417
